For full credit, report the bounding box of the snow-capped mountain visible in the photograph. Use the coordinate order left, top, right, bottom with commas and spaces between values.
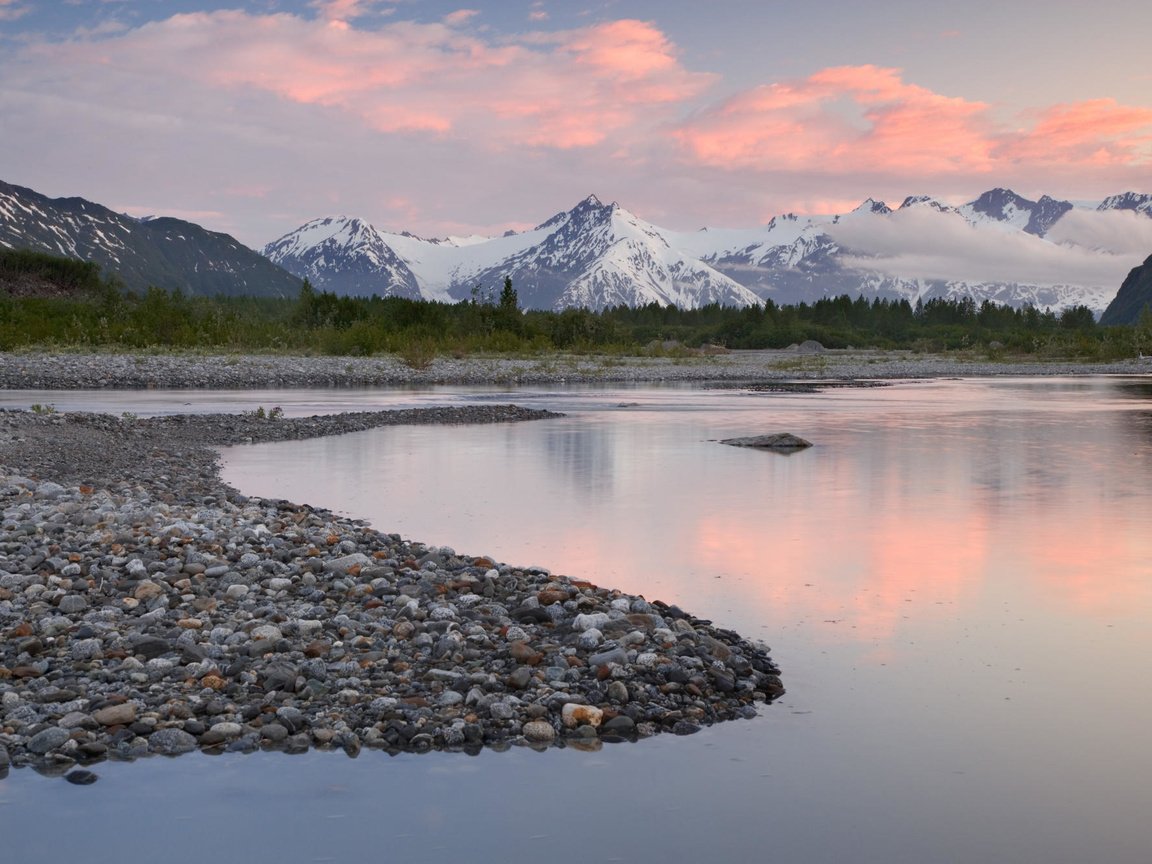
1098, 192, 1152, 217
673, 189, 1151, 315
265, 195, 761, 311
958, 188, 1072, 235
262, 216, 422, 300
0, 179, 300, 297
266, 187, 1149, 315
7, 176, 1144, 315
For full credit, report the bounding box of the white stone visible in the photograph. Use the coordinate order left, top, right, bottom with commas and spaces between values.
573, 612, 610, 632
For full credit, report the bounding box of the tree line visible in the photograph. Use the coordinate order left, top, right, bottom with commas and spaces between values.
0, 250, 1147, 361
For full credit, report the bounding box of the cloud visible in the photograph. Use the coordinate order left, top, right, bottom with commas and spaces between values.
674, 65, 1152, 184
309, 0, 387, 22
0, 0, 30, 23
26, 11, 711, 152
828, 206, 1144, 289
442, 9, 480, 27
998, 99, 1152, 166
1045, 208, 1152, 255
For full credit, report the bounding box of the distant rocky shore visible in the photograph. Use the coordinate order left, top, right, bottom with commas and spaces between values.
0, 349, 1147, 391
0, 405, 784, 778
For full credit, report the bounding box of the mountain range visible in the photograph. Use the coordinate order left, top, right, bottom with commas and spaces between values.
3, 178, 1150, 315
0, 180, 300, 298
265, 188, 1152, 314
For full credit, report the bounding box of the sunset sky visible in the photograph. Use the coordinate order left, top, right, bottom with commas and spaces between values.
2, 0, 1150, 247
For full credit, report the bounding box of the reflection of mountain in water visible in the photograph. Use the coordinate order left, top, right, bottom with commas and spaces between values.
542, 424, 619, 498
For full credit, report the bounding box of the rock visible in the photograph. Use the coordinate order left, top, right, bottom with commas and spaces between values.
93, 703, 137, 726
325, 553, 371, 575
589, 646, 628, 668
507, 667, 533, 690
132, 636, 170, 660
57, 595, 89, 614
260, 723, 289, 743
509, 640, 543, 666
64, 769, 99, 785
719, 433, 812, 450
561, 703, 604, 729
149, 728, 199, 755
522, 720, 556, 743
200, 722, 244, 745
601, 715, 636, 736
28, 727, 71, 755
573, 612, 610, 632
250, 624, 283, 642
133, 580, 165, 600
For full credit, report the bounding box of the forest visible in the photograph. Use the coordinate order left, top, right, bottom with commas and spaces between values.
1, 248, 1148, 362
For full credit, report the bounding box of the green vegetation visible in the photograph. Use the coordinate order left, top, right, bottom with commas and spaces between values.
0, 251, 1147, 361
0, 248, 110, 294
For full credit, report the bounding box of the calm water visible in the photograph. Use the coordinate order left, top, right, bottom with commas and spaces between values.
3, 377, 1152, 863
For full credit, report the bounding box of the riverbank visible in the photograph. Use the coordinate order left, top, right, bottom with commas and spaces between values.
0, 406, 784, 777
0, 348, 1148, 390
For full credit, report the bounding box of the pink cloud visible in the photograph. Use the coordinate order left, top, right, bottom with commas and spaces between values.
41, 12, 710, 153
675, 65, 1152, 183
443, 9, 481, 27
997, 98, 1152, 165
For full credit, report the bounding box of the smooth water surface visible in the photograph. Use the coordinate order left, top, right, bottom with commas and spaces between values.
4, 377, 1152, 863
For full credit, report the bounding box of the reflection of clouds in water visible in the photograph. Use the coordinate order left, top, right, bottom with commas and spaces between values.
219, 378, 1152, 639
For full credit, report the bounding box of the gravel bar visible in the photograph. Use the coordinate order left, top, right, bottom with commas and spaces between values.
0, 349, 1148, 390
0, 404, 784, 776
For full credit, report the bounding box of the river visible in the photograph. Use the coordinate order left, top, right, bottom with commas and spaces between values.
3, 377, 1151, 863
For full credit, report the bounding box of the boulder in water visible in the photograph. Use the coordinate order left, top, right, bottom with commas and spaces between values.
720, 433, 813, 451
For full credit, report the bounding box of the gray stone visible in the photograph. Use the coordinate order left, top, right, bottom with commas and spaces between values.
719, 433, 813, 450
58, 595, 89, 614
149, 728, 199, 755
28, 727, 72, 754
589, 646, 628, 668
522, 720, 556, 743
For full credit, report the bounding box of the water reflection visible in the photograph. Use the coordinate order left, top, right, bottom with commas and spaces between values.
4, 377, 1152, 864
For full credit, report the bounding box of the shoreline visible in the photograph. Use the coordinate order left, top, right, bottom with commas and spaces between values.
0, 348, 1148, 391
0, 404, 783, 777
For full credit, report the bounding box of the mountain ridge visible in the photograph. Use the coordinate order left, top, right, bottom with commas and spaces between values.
0, 180, 300, 298
265, 187, 1151, 314
3, 178, 1148, 314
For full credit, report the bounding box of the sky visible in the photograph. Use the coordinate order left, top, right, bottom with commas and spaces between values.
1, 0, 1150, 249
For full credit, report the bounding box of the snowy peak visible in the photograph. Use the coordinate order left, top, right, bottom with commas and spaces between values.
450, 196, 757, 311
1098, 192, 1152, 216
851, 198, 892, 216
1024, 194, 1074, 236
960, 188, 1073, 236
899, 196, 958, 215
535, 193, 615, 232
263, 216, 421, 299
965, 188, 1037, 228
